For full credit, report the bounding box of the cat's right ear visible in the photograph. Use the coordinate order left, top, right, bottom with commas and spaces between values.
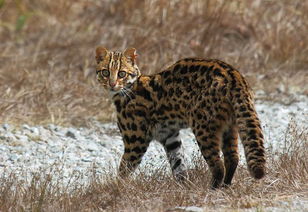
96, 46, 108, 63
123, 47, 137, 64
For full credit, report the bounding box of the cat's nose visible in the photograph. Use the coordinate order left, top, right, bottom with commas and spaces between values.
109, 81, 116, 88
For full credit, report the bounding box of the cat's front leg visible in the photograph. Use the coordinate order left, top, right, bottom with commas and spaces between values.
118, 129, 150, 178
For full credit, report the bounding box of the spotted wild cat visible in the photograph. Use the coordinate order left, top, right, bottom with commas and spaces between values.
95, 47, 265, 189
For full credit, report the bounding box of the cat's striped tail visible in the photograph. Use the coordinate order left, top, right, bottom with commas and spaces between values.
229, 73, 266, 179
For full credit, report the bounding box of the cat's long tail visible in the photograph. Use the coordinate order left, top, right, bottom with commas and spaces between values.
228, 72, 266, 179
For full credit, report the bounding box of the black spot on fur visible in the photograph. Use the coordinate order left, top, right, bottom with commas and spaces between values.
235, 93, 241, 98
189, 65, 200, 73
123, 135, 130, 143
132, 147, 142, 154
216, 114, 225, 121
217, 60, 229, 69
200, 66, 208, 74
118, 122, 126, 131
197, 131, 203, 136
160, 104, 172, 112
162, 70, 171, 78
131, 123, 138, 131
235, 88, 241, 92
180, 66, 188, 74
229, 71, 237, 90
126, 112, 134, 120
248, 129, 258, 140
140, 124, 147, 132
165, 78, 173, 85
130, 156, 137, 161
242, 112, 251, 118
136, 136, 146, 144
114, 100, 122, 112
173, 64, 182, 73
239, 106, 247, 112
175, 88, 183, 97
168, 88, 174, 97
135, 110, 146, 117
166, 141, 181, 151
149, 79, 160, 92
136, 88, 152, 101
213, 68, 224, 78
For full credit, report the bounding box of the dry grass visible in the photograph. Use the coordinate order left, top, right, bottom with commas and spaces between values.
0, 122, 307, 211
0, 0, 307, 126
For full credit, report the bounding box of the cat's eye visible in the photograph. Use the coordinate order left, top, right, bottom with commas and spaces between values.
101, 69, 110, 77
118, 71, 126, 78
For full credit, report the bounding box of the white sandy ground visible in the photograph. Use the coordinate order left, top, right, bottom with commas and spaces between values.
0, 93, 307, 211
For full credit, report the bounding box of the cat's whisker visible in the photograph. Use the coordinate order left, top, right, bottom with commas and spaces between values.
123, 88, 135, 98
121, 88, 132, 101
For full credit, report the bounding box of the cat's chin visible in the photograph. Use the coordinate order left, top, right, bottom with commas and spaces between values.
108, 88, 123, 97
109, 90, 120, 96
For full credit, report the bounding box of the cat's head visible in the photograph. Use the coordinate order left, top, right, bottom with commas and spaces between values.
95, 47, 140, 94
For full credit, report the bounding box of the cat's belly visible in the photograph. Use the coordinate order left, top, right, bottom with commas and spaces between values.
150, 120, 188, 143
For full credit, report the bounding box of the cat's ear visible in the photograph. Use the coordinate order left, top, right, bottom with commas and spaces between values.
123, 47, 137, 64
96, 46, 108, 63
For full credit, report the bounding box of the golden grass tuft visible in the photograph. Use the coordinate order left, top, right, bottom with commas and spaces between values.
0, 0, 307, 126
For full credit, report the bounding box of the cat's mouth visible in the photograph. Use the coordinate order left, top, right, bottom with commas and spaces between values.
108, 86, 122, 94
110, 87, 119, 92
105, 82, 134, 97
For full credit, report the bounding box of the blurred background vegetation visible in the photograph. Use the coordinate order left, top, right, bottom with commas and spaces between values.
0, 0, 307, 126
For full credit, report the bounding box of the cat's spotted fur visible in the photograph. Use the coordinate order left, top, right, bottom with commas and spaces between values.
95, 47, 265, 188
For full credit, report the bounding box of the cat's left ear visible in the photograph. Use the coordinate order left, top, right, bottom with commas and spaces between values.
96, 46, 108, 63
123, 47, 137, 64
